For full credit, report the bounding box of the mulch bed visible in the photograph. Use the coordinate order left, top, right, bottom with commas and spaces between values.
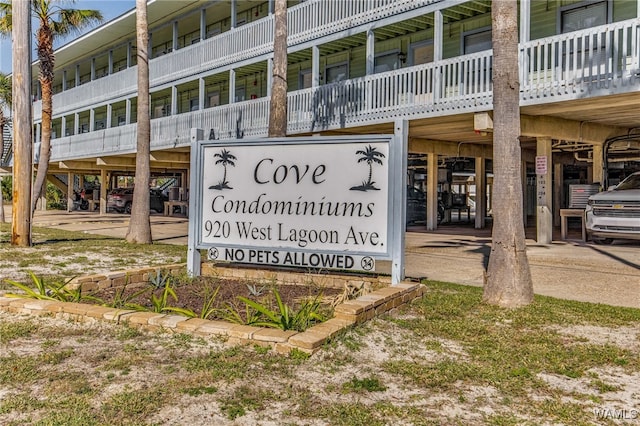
90, 276, 343, 320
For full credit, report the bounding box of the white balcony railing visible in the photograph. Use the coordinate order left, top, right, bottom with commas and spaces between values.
37, 0, 444, 120
520, 18, 640, 101
47, 18, 640, 164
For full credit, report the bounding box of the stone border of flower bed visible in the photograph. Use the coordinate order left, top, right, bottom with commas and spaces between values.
0, 264, 425, 354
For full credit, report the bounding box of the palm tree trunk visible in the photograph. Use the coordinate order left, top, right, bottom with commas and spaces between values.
483, 0, 533, 307
0, 113, 5, 223
268, 0, 287, 137
126, 0, 152, 244
31, 78, 52, 214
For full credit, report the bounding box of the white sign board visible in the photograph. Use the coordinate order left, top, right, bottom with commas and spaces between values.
189, 136, 397, 273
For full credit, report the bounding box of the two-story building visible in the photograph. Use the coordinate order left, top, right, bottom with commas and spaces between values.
2, 0, 640, 242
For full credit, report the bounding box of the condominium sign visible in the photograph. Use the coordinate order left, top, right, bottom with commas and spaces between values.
191, 136, 394, 272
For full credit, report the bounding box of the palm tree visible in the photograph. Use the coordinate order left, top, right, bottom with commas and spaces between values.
268, 0, 287, 137
125, 0, 152, 244
483, 0, 533, 307
0, 72, 11, 223
350, 145, 386, 191
209, 149, 236, 190
0, 0, 103, 215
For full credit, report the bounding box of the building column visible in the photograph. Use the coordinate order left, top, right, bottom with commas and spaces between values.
592, 144, 604, 188
106, 104, 112, 128
200, 8, 207, 41
229, 69, 236, 103
520, 0, 531, 43
553, 162, 563, 227
91, 58, 96, 80
62, 70, 67, 91
127, 42, 132, 68
475, 157, 486, 229
35, 123, 41, 143
67, 172, 74, 213
426, 152, 438, 230
536, 136, 553, 244
171, 86, 178, 115
231, 0, 237, 28
75, 64, 80, 86
199, 77, 206, 110
74, 113, 79, 134
89, 109, 95, 132
172, 21, 179, 51
433, 10, 443, 61
366, 30, 375, 75
100, 169, 107, 215
108, 50, 114, 74
61, 116, 66, 137
311, 46, 320, 88
125, 99, 131, 124
267, 58, 273, 96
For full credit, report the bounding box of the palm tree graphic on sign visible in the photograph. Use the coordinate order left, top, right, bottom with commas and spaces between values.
209, 149, 237, 190
350, 145, 386, 191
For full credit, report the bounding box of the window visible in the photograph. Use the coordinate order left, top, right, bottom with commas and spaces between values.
462, 28, 492, 54
235, 87, 245, 102
325, 63, 348, 83
374, 51, 400, 73
299, 69, 312, 89
189, 99, 199, 111
560, 1, 608, 33
208, 92, 220, 107
410, 40, 434, 66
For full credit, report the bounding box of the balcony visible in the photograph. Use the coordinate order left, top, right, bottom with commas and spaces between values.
45, 14, 640, 163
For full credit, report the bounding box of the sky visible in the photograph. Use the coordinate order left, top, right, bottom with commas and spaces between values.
0, 0, 135, 74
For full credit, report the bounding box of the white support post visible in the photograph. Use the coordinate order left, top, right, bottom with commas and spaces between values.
100, 169, 107, 215
125, 99, 131, 124
200, 8, 206, 41
89, 109, 95, 132
434, 10, 443, 61
366, 30, 375, 75
61, 116, 66, 137
426, 153, 438, 230
229, 69, 236, 103
187, 128, 204, 277
173, 21, 179, 51
231, 0, 237, 28
108, 50, 113, 74
199, 77, 205, 110
171, 86, 178, 116
127, 42, 132, 68
67, 172, 74, 213
520, 0, 530, 43
475, 157, 486, 229
392, 120, 408, 285
312, 46, 320, 88
536, 137, 553, 244
91, 58, 95, 81
62, 70, 67, 91
267, 59, 273, 96
106, 104, 112, 128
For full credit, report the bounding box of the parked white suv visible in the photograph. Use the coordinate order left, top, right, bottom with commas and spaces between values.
585, 172, 640, 244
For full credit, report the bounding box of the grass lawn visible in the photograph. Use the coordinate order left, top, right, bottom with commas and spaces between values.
1, 225, 639, 425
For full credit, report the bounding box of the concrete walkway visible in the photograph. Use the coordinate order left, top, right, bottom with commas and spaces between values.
6, 208, 640, 309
